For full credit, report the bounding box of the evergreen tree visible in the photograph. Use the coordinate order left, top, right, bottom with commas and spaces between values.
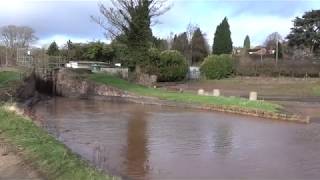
287, 10, 320, 53
212, 17, 233, 55
243, 35, 250, 50
152, 36, 169, 51
47, 41, 60, 56
92, 0, 170, 71
172, 32, 189, 60
191, 28, 208, 65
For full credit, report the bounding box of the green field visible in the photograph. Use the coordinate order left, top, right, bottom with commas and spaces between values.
90, 73, 281, 113
0, 107, 114, 180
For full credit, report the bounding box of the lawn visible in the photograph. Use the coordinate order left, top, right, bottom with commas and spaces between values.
0, 107, 114, 180
0, 71, 21, 88
89, 73, 281, 113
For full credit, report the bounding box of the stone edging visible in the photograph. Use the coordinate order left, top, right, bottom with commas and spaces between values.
92, 95, 310, 124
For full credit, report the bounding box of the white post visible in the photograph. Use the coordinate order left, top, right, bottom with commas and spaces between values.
213, 89, 220, 97
198, 89, 204, 95
249, 91, 258, 101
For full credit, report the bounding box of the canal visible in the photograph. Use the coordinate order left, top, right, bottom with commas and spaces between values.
33, 98, 320, 179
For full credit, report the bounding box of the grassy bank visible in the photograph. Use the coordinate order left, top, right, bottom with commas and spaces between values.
0, 70, 21, 88
0, 107, 114, 180
89, 73, 281, 113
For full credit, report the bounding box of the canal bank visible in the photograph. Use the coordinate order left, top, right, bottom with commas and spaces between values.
0, 68, 316, 180
54, 68, 309, 123
0, 69, 115, 180
0, 105, 115, 180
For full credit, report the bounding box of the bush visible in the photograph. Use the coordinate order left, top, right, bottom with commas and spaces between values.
157, 50, 188, 82
145, 48, 161, 75
200, 54, 234, 79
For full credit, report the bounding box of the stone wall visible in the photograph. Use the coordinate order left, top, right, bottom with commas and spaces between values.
136, 73, 157, 87
55, 68, 134, 98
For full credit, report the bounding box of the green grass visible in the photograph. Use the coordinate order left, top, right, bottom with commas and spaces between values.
89, 73, 281, 112
0, 71, 21, 88
312, 85, 320, 96
0, 107, 115, 180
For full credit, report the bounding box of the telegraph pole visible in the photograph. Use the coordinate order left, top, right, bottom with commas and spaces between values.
5, 47, 8, 67
276, 36, 279, 65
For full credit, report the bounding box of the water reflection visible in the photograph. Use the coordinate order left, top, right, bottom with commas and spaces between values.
126, 108, 149, 179
33, 98, 320, 179
212, 122, 233, 155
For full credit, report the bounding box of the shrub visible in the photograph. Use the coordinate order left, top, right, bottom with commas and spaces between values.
200, 54, 234, 79
157, 50, 188, 82
145, 48, 161, 75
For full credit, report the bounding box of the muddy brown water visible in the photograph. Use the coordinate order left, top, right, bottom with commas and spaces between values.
33, 98, 320, 180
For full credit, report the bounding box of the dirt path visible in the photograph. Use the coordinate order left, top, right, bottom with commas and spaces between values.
0, 137, 42, 180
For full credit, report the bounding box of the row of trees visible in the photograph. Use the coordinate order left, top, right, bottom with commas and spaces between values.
91, 0, 170, 72
92, 0, 236, 70
168, 17, 233, 65
171, 27, 209, 65
0, 25, 38, 65
47, 40, 117, 63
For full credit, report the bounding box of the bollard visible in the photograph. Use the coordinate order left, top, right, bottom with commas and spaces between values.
213, 89, 220, 97
198, 89, 204, 95
249, 91, 258, 101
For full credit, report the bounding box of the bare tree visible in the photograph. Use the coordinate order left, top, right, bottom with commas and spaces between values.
166, 32, 174, 49
1, 25, 37, 49
264, 32, 282, 50
186, 23, 197, 64
91, 0, 171, 39
91, 0, 171, 70
0, 25, 38, 65
186, 23, 197, 42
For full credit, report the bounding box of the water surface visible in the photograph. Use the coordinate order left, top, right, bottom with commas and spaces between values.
34, 98, 320, 179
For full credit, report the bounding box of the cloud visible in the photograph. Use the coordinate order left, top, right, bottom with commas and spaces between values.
0, 0, 105, 45
229, 15, 293, 46
0, 0, 319, 47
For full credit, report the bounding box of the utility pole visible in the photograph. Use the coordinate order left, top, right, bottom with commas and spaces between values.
276, 36, 279, 65
5, 46, 8, 67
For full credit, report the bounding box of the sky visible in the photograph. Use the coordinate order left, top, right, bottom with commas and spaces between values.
0, 0, 319, 48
